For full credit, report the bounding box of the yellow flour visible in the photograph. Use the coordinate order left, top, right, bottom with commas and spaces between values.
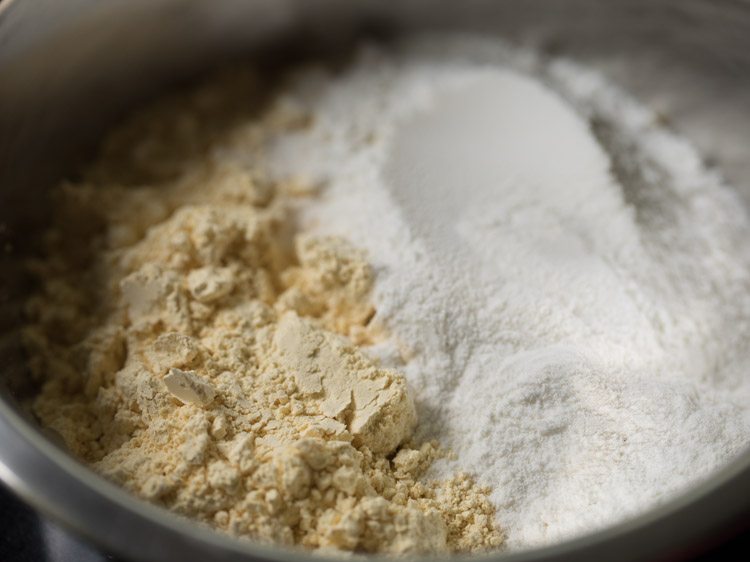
24, 70, 503, 555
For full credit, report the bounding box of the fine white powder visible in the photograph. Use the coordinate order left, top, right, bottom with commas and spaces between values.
265, 36, 750, 549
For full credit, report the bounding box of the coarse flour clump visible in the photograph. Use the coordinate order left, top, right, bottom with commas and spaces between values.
24, 72, 502, 554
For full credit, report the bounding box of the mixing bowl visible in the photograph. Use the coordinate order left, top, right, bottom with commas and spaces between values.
1, 1, 749, 560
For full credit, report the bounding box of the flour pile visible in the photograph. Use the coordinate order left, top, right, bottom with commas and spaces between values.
24, 34, 750, 553
266, 36, 750, 548
24, 70, 502, 554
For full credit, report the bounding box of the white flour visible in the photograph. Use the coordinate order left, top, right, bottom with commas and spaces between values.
266, 36, 750, 549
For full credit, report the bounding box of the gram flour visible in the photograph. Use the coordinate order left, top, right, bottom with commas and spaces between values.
24, 69, 502, 554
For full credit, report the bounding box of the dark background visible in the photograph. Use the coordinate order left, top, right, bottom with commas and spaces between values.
1, 483, 748, 561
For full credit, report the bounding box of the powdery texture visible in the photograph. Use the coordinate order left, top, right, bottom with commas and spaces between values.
24, 71, 502, 555
264, 37, 750, 548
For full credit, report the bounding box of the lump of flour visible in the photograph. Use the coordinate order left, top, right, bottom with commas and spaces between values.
24, 70, 502, 554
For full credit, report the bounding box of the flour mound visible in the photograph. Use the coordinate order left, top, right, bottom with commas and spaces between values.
266, 36, 750, 548
24, 70, 502, 555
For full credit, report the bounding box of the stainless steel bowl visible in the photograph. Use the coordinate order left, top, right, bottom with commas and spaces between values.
1, 1, 749, 561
